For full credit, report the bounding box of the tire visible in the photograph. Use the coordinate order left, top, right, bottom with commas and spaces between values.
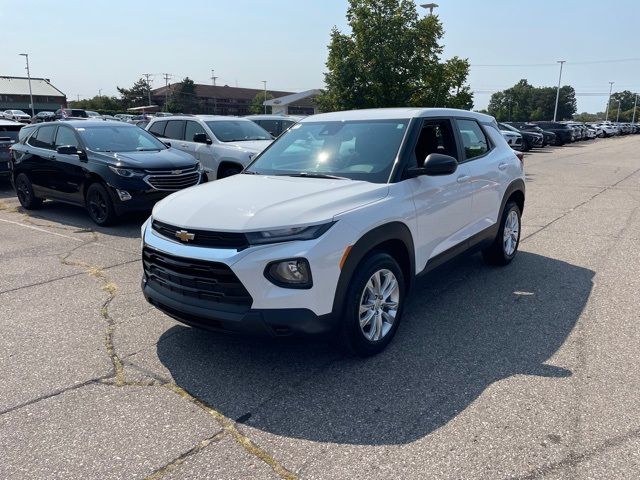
85, 183, 117, 226
14, 173, 43, 209
337, 252, 406, 357
218, 165, 242, 179
482, 201, 521, 266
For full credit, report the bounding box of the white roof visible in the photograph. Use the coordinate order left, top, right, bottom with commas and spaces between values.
264, 89, 321, 107
301, 108, 496, 123
0, 76, 65, 97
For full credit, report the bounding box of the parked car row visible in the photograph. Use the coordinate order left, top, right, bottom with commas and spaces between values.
497, 119, 639, 151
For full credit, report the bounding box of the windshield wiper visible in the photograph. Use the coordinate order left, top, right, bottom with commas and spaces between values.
276, 172, 348, 180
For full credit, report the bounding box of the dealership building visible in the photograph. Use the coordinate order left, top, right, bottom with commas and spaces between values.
151, 83, 318, 116
0, 76, 67, 113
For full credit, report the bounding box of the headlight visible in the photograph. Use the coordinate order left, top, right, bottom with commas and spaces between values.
196, 162, 204, 173
265, 258, 312, 288
246, 221, 335, 245
109, 165, 140, 177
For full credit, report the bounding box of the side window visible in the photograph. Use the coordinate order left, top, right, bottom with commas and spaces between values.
184, 121, 207, 142
28, 125, 57, 149
163, 120, 185, 140
413, 119, 458, 167
54, 126, 79, 147
456, 119, 489, 160
148, 120, 167, 137
256, 120, 278, 136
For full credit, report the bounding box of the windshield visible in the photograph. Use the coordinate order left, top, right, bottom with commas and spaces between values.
77, 125, 168, 152
205, 120, 272, 142
246, 120, 409, 183
0, 126, 22, 142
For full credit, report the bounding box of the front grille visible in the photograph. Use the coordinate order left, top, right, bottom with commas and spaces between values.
144, 165, 200, 191
143, 247, 253, 307
152, 220, 250, 250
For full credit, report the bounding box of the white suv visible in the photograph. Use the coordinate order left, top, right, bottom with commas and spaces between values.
141, 108, 525, 355
146, 115, 274, 180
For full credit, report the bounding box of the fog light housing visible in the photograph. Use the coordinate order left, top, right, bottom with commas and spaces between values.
116, 189, 132, 201
265, 258, 312, 289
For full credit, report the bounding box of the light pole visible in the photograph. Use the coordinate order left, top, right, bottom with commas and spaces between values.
632, 93, 638, 126
553, 60, 565, 122
605, 81, 614, 121
262, 80, 267, 114
616, 99, 621, 123
420, 3, 439, 15
19, 53, 35, 117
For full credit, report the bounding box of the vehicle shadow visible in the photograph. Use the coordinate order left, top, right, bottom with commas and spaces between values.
156, 251, 593, 445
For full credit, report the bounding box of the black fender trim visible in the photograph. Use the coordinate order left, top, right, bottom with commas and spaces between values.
331, 222, 416, 317
500, 178, 526, 215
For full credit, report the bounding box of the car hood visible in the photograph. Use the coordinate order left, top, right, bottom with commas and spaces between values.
152, 174, 389, 231
91, 148, 198, 169
221, 139, 272, 153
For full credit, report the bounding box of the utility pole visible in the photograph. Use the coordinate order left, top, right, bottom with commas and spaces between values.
616, 99, 621, 123
262, 80, 267, 114
605, 81, 614, 121
162, 73, 172, 111
210, 69, 217, 86
553, 60, 565, 122
632, 93, 638, 126
142, 73, 153, 106
76, 94, 80, 102
98, 89, 102, 98
19, 53, 34, 117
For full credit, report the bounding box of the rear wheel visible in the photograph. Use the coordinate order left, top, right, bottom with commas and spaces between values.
337, 252, 405, 357
15, 173, 43, 209
86, 183, 117, 226
482, 201, 521, 266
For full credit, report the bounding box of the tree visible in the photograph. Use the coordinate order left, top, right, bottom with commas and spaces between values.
487, 80, 576, 121
317, 0, 473, 112
165, 77, 199, 114
250, 91, 273, 114
116, 78, 152, 109
69, 95, 124, 114
606, 91, 638, 121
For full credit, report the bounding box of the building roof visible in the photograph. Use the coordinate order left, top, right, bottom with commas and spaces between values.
0, 76, 66, 97
263, 89, 321, 107
152, 83, 294, 100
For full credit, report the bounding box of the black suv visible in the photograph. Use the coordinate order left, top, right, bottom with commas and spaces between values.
54, 108, 89, 120
9, 121, 203, 225
532, 122, 574, 145
0, 120, 24, 178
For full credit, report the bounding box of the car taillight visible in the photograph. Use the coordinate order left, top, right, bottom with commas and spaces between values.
515, 151, 524, 163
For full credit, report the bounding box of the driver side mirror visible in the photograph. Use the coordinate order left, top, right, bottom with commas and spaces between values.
193, 133, 212, 145
406, 153, 458, 178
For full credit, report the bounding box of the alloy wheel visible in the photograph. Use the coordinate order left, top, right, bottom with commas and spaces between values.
359, 269, 400, 342
503, 210, 520, 256
88, 190, 108, 223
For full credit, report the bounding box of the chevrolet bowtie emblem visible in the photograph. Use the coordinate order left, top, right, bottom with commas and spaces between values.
175, 230, 195, 242
171, 170, 182, 175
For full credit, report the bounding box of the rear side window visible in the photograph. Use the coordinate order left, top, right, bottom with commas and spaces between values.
163, 120, 185, 140
28, 125, 57, 149
148, 120, 167, 137
456, 119, 489, 160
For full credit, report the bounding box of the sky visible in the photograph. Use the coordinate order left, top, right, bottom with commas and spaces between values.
2, 0, 639, 113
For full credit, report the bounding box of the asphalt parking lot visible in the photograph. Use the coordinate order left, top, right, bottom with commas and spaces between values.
1, 136, 639, 480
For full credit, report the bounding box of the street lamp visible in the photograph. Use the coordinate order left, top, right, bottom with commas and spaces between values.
553, 60, 565, 122
605, 81, 614, 121
420, 3, 439, 15
616, 99, 622, 123
632, 93, 638, 127
262, 80, 267, 114
19, 53, 35, 118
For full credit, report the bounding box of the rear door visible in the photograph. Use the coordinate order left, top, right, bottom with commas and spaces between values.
24, 124, 58, 196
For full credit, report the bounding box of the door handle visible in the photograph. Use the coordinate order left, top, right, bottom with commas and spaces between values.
456, 175, 470, 183
49, 155, 57, 160
498, 163, 508, 170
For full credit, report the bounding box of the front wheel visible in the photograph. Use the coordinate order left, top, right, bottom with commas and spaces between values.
337, 252, 406, 357
482, 201, 521, 266
86, 183, 117, 226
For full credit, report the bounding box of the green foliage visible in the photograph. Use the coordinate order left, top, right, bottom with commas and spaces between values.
487, 80, 577, 121
69, 95, 124, 115
250, 91, 274, 115
605, 91, 639, 121
317, 0, 473, 112
165, 78, 199, 114
116, 78, 152, 108
573, 112, 602, 122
